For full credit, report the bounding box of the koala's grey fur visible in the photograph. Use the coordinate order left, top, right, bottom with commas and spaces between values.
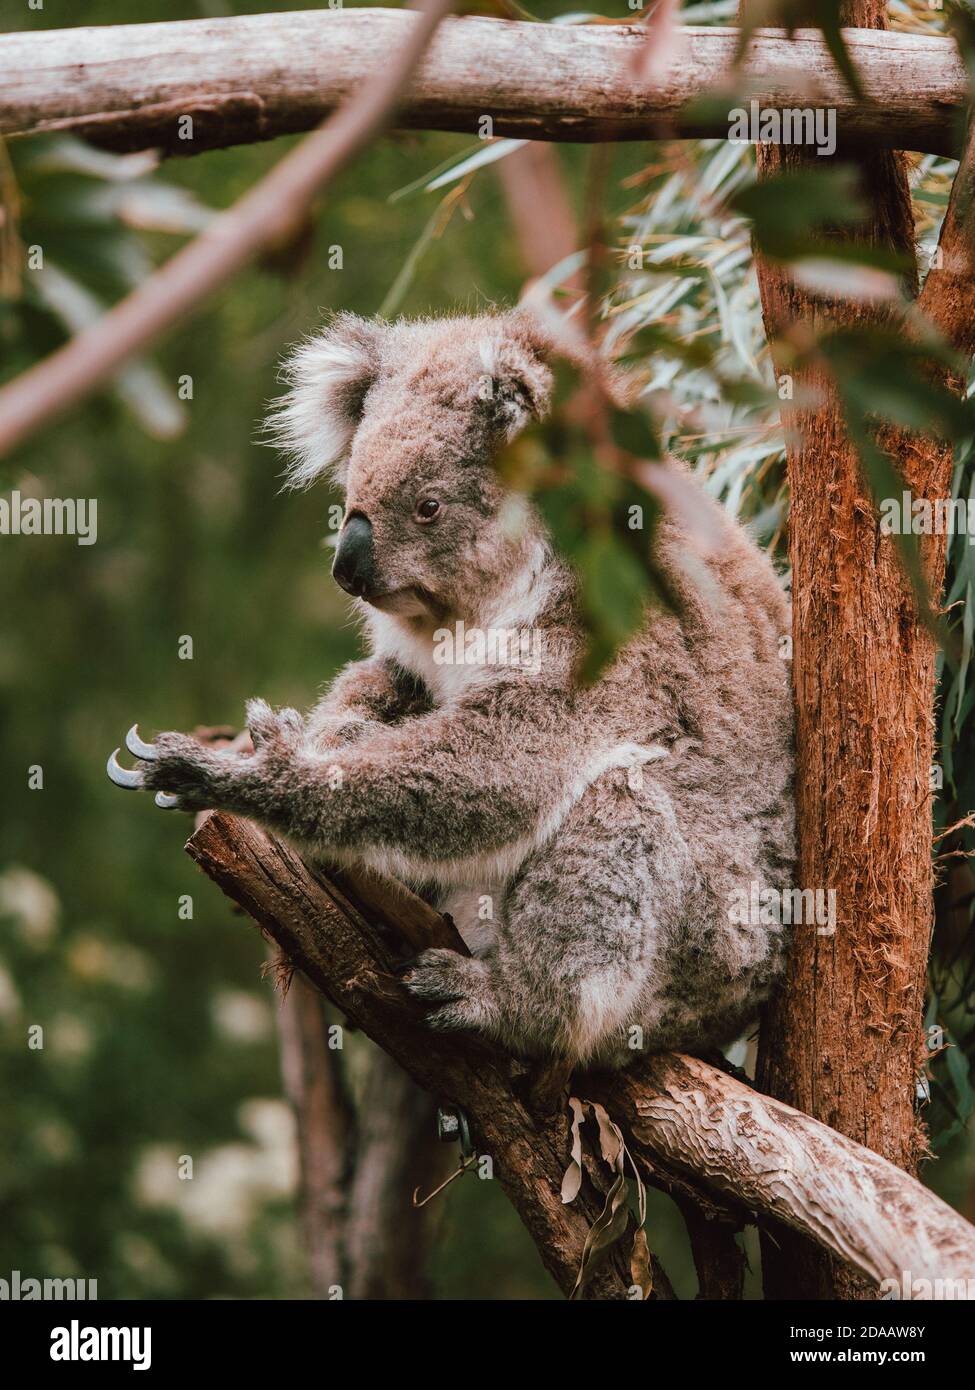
138, 309, 795, 1069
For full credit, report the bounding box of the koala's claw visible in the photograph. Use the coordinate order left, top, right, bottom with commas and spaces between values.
107, 727, 193, 810
106, 747, 145, 790
107, 725, 161, 790
108, 699, 299, 815
125, 724, 158, 760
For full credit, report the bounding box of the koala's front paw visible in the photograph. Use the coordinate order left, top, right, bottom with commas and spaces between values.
147, 732, 235, 809
106, 700, 304, 813
402, 949, 497, 1035
106, 727, 232, 812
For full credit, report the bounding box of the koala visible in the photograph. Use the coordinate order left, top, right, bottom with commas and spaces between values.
108, 309, 795, 1070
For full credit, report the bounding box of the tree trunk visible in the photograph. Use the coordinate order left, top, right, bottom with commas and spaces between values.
342, 1050, 446, 1301
276, 973, 352, 1295
746, 0, 953, 1299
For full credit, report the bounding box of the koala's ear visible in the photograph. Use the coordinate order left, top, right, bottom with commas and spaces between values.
477, 322, 553, 441
267, 313, 385, 490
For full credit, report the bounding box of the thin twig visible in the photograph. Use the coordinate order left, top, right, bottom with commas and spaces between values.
0, 0, 453, 458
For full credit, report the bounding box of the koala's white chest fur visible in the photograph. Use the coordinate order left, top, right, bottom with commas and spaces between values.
366, 541, 556, 705
368, 610, 494, 706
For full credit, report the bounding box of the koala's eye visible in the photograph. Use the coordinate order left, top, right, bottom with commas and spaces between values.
415, 498, 441, 522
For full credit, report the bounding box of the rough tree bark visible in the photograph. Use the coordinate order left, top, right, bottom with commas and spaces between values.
184, 811, 975, 1300
0, 13, 964, 157
276, 974, 448, 1299
746, 0, 975, 1298
275, 969, 350, 1295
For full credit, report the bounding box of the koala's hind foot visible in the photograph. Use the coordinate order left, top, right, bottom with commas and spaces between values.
402, 949, 501, 1035
402, 775, 698, 1068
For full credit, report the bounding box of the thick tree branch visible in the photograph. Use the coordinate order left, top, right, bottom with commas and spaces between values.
186, 812, 657, 1299
0, 14, 964, 158
186, 811, 975, 1300
0, 0, 453, 460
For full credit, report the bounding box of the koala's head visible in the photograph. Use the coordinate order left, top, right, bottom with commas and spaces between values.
268, 311, 554, 623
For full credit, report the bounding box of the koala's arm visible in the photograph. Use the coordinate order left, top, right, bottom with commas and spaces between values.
304, 657, 432, 750
139, 687, 576, 864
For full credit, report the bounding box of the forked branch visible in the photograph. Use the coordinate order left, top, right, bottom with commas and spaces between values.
186, 811, 975, 1300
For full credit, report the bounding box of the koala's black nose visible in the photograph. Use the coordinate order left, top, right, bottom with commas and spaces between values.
332, 513, 376, 598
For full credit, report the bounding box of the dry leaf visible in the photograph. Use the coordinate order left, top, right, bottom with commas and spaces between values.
561, 1096, 586, 1204
591, 1100, 624, 1169
570, 1170, 631, 1298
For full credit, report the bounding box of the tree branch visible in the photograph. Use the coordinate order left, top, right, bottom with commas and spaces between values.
188, 811, 663, 1299
275, 968, 354, 1295
185, 810, 975, 1299
673, 1193, 746, 1301
0, 14, 964, 158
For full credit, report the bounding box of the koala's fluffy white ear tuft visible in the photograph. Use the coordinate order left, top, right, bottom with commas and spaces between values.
478, 321, 553, 442
267, 314, 385, 490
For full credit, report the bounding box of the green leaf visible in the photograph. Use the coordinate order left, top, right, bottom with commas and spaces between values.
389, 138, 527, 202
577, 531, 651, 682
730, 167, 867, 261
609, 404, 662, 461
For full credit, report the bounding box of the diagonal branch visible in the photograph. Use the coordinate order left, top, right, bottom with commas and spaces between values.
0, 0, 453, 460
187, 811, 660, 1300
186, 810, 975, 1300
